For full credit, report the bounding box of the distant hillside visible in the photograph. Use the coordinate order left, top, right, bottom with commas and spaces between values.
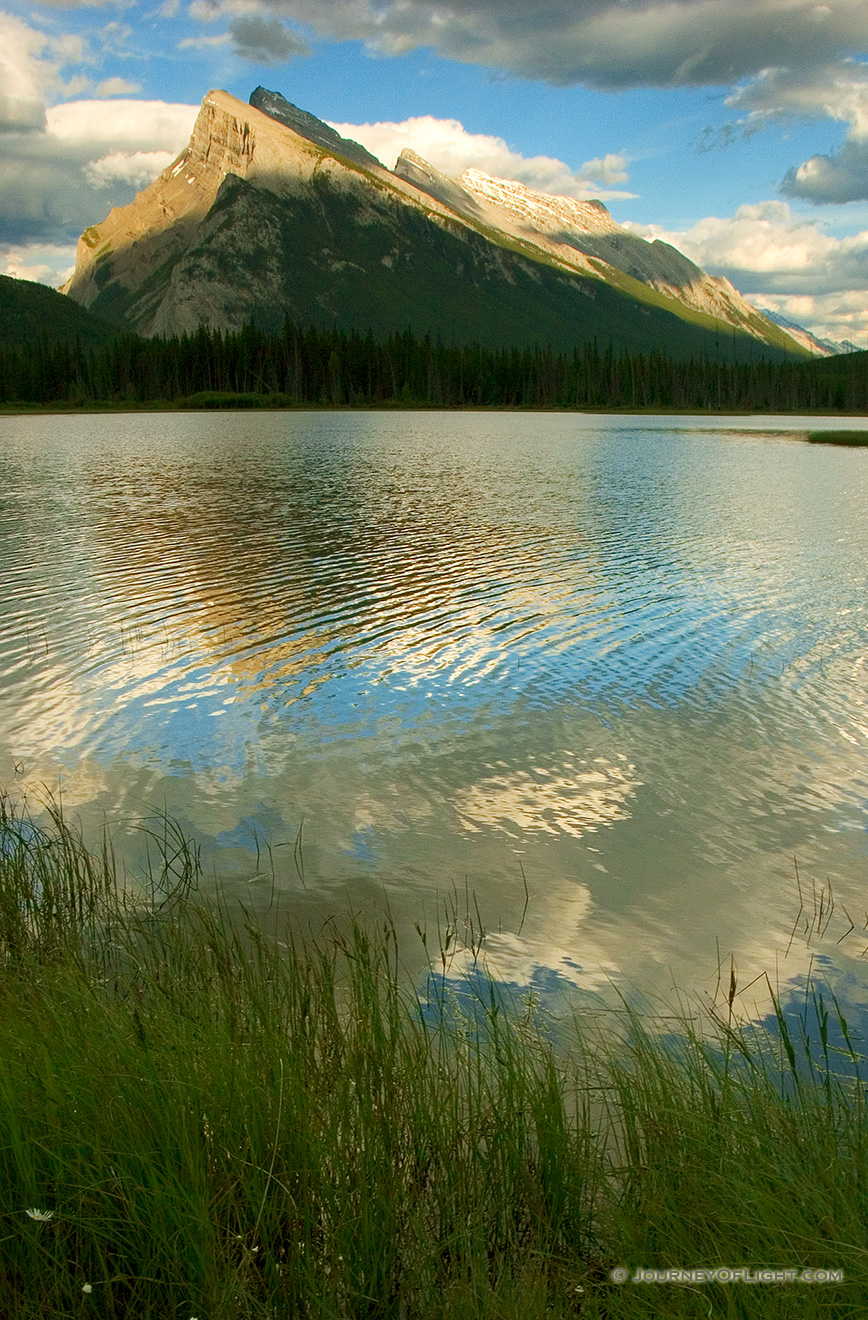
0, 275, 117, 347
61, 88, 804, 364
758, 308, 860, 358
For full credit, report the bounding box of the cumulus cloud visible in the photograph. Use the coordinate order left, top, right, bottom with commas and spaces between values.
626, 201, 868, 291
1, 243, 76, 288
0, 11, 86, 131
327, 115, 636, 200
580, 153, 630, 186
189, 0, 868, 90
729, 61, 868, 137
0, 12, 201, 248
781, 141, 868, 204
84, 149, 177, 187
0, 83, 197, 245
46, 98, 198, 146
724, 61, 868, 203
228, 15, 309, 63
624, 201, 868, 339
752, 290, 868, 346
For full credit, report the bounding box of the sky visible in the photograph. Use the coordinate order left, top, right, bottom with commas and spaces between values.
3, 1, 868, 342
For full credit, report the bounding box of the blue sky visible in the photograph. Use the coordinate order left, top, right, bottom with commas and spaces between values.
3, 0, 868, 341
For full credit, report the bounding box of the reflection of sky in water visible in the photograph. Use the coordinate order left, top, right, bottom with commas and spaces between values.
2, 411, 868, 1019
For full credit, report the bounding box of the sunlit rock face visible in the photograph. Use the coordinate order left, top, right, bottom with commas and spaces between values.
62, 86, 804, 357
61, 90, 378, 333
62, 86, 514, 335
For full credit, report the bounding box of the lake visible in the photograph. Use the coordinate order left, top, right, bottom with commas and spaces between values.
2, 409, 868, 1019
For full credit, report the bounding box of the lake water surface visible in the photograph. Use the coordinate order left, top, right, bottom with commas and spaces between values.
2, 410, 868, 1017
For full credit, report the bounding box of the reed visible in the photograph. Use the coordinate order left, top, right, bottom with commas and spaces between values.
0, 790, 862, 1317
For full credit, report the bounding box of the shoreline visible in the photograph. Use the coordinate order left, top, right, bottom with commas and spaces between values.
3, 399, 868, 418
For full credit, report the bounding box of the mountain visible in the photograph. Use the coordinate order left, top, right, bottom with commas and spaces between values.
62, 87, 804, 361
0, 273, 117, 346
394, 152, 777, 341
756, 309, 860, 357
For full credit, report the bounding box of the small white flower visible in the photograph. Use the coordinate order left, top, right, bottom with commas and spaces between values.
82, 1283, 93, 1294
25, 1208, 54, 1222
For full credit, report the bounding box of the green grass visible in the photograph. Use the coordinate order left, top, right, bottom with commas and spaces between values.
808, 430, 868, 446
0, 790, 864, 1317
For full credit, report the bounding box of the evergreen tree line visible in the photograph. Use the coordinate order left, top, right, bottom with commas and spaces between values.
1, 321, 866, 411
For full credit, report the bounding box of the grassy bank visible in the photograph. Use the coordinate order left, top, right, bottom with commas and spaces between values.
0, 792, 863, 1318
808, 430, 868, 445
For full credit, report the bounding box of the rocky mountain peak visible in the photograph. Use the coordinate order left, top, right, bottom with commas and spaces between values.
61, 88, 385, 320
394, 148, 485, 219
59, 83, 804, 357
459, 169, 620, 239
249, 86, 382, 173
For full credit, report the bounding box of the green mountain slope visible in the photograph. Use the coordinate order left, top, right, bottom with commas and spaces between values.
0, 275, 117, 347
83, 172, 797, 363
62, 88, 804, 364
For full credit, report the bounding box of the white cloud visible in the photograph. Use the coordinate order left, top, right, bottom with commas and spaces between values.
724, 61, 868, 203
46, 98, 198, 146
327, 114, 635, 200
626, 201, 868, 285
84, 149, 177, 187
624, 201, 868, 339
580, 153, 630, 186
752, 291, 868, 345
730, 61, 868, 139
177, 32, 231, 48
0, 11, 85, 130
781, 143, 868, 204
1, 243, 77, 287
0, 88, 198, 244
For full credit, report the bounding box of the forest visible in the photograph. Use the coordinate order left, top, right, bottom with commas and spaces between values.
1, 320, 866, 412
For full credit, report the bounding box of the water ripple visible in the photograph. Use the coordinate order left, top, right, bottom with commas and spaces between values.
2, 410, 868, 1006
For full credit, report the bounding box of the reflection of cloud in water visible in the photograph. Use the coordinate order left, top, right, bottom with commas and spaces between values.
444, 752, 638, 989
466, 915, 622, 995
453, 752, 638, 839
9, 756, 111, 810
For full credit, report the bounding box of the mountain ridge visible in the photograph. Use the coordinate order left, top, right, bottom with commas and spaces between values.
60, 87, 805, 361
